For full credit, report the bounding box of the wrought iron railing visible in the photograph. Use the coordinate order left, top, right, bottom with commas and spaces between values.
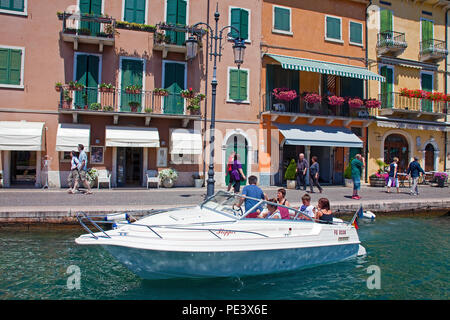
59, 12, 116, 38
58, 86, 201, 116
420, 39, 448, 57
378, 92, 447, 114
376, 30, 407, 49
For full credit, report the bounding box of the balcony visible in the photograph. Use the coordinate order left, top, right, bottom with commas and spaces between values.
378, 92, 447, 120
261, 93, 373, 123
153, 23, 204, 59
59, 12, 116, 52
57, 86, 201, 126
376, 31, 407, 57
419, 39, 448, 63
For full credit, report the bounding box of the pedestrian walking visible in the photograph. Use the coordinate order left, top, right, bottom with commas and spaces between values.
309, 156, 322, 193
226, 151, 236, 192
406, 156, 425, 196
387, 157, 399, 193
67, 150, 80, 193
295, 153, 308, 190
230, 154, 246, 193
72, 144, 93, 195
351, 154, 365, 200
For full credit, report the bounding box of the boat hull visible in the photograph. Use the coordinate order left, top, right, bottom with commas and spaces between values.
103, 243, 360, 280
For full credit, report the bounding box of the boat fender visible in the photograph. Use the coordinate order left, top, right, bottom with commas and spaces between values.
363, 211, 376, 220
104, 213, 128, 222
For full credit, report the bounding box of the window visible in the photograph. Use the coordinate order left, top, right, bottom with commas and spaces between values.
349, 21, 363, 46
230, 7, 249, 41
0, 46, 24, 87
123, 0, 146, 24
273, 6, 291, 34
325, 15, 342, 42
166, 0, 187, 45
0, 0, 25, 14
228, 68, 249, 102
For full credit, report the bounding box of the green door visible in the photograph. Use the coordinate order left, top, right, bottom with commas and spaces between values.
79, 0, 102, 36
225, 136, 248, 186
421, 19, 433, 52
421, 73, 433, 112
74, 54, 99, 108
121, 59, 143, 112
163, 62, 185, 114
380, 66, 393, 108
166, 0, 187, 45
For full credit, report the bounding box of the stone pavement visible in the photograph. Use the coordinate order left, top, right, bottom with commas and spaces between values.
0, 183, 449, 223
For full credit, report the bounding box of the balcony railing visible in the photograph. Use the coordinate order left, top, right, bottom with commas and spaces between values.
262, 93, 371, 119
378, 92, 447, 114
59, 12, 116, 51
419, 39, 448, 62
58, 87, 201, 116
376, 31, 407, 56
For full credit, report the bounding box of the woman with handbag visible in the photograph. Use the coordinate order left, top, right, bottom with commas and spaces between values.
231, 154, 246, 193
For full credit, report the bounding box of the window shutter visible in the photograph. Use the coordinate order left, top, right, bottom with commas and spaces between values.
274, 7, 290, 31
91, 0, 102, 14
230, 8, 241, 39
229, 69, 239, 100
350, 22, 362, 44
326, 16, 341, 40
0, 48, 9, 84
8, 49, 21, 85
380, 9, 393, 33
239, 70, 248, 101
79, 0, 90, 13
124, 0, 136, 22
176, 0, 187, 45
135, 0, 146, 24
422, 20, 433, 43
240, 9, 249, 40
12, 0, 24, 11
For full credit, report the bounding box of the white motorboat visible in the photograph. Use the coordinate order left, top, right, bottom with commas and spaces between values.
75, 191, 366, 280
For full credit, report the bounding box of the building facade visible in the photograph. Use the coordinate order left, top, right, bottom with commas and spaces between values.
366, 0, 450, 176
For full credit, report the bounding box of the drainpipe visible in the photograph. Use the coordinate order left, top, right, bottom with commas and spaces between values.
445, 8, 449, 172
364, 0, 372, 183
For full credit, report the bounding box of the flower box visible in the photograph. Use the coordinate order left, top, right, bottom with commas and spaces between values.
272, 88, 298, 102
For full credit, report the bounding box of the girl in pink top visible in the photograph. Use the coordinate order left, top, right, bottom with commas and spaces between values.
276, 188, 291, 219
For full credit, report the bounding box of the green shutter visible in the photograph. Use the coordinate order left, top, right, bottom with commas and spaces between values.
380, 9, 393, 33
230, 8, 241, 39
0, 0, 24, 12
121, 59, 143, 111
380, 66, 393, 108
86, 55, 99, 106
124, 0, 145, 24
176, 0, 187, 45
326, 16, 341, 40
421, 19, 433, 50
350, 22, 362, 44
421, 73, 433, 112
8, 49, 21, 85
0, 49, 8, 84
274, 7, 290, 32
74, 54, 88, 107
240, 9, 249, 40
124, 0, 136, 22
166, 0, 178, 45
229, 69, 239, 100
239, 70, 248, 101
164, 62, 185, 114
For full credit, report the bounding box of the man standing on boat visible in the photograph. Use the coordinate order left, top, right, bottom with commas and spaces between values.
235, 175, 267, 218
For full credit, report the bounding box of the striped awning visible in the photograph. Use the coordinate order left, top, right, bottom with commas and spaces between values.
266, 53, 385, 82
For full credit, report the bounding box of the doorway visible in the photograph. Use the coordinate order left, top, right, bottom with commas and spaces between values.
116, 147, 142, 187
425, 144, 435, 171
11, 151, 36, 185
310, 146, 332, 184
225, 135, 248, 186
384, 134, 409, 173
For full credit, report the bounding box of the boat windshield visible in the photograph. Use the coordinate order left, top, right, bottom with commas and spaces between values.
201, 191, 314, 221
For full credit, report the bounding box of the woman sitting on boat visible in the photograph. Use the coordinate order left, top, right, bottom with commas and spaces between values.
258, 199, 282, 219
314, 198, 333, 224
276, 188, 291, 220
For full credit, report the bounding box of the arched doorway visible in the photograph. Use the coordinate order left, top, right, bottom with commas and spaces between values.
384, 134, 409, 173
425, 144, 435, 171
225, 135, 248, 186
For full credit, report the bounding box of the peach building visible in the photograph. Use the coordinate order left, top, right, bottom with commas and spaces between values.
258, 0, 385, 186
0, 0, 262, 189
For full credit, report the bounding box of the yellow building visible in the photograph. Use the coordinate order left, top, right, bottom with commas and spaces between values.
366, 0, 450, 176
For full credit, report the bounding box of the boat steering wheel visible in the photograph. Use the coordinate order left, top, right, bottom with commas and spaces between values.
232, 204, 243, 217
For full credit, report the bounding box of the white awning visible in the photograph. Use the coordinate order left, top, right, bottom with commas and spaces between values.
170, 129, 202, 154
56, 123, 91, 152
105, 126, 160, 147
0, 121, 45, 151
276, 123, 363, 148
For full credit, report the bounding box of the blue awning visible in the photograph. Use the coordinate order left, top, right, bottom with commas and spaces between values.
266, 53, 385, 82
276, 123, 363, 148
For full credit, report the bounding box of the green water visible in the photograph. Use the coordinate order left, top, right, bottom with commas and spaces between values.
0, 215, 448, 300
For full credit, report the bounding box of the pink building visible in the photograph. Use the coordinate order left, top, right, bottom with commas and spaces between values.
0, 0, 262, 189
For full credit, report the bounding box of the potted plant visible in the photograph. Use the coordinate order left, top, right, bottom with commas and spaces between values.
144, 107, 152, 113
369, 159, 388, 187
89, 102, 102, 111
103, 105, 114, 112
159, 168, 178, 188
64, 27, 77, 35
348, 98, 364, 108
61, 90, 72, 109
153, 88, 169, 96
86, 168, 98, 188
284, 159, 297, 189
78, 28, 91, 36
68, 81, 84, 91
128, 101, 140, 112
180, 88, 195, 99
434, 172, 448, 187
55, 82, 63, 92
272, 88, 298, 102
365, 99, 381, 109
328, 95, 345, 107
193, 173, 203, 188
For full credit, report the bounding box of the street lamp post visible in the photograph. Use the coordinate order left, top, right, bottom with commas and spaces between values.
185, 4, 246, 197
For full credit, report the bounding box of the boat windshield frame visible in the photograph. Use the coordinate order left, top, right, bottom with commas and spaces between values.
200, 191, 331, 223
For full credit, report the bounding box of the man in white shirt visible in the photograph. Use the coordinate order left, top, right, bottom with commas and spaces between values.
72, 144, 93, 194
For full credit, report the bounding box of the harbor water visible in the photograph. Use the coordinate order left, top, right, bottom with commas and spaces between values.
0, 214, 448, 300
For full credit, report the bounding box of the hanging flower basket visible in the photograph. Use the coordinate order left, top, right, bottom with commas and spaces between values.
303, 93, 322, 104
327, 95, 345, 107
348, 98, 364, 108
272, 88, 298, 102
